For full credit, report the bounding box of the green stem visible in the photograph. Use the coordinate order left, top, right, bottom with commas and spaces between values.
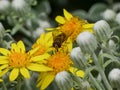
2, 81, 7, 90
81, 55, 103, 90
89, 73, 103, 90
17, 77, 21, 90
92, 53, 112, 90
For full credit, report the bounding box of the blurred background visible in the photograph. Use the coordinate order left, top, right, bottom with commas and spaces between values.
0, 0, 120, 90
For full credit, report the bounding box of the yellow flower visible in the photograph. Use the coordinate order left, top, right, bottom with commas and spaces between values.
46, 9, 94, 41
32, 32, 53, 56
37, 46, 84, 90
0, 41, 52, 81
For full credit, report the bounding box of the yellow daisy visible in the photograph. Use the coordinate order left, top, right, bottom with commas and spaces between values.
0, 41, 52, 81
32, 32, 53, 56
46, 9, 94, 41
36, 43, 84, 90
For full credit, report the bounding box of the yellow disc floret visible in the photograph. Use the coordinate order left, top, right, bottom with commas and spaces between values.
9, 52, 29, 68
47, 52, 72, 74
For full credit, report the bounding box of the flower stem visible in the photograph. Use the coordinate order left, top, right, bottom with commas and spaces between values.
92, 53, 112, 90
81, 54, 103, 90
17, 77, 21, 90
2, 81, 7, 90
89, 73, 103, 90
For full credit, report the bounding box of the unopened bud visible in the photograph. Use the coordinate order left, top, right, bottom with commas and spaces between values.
102, 9, 116, 21
115, 12, 120, 24
108, 39, 116, 51
0, 0, 10, 14
76, 31, 97, 54
70, 47, 86, 69
108, 68, 120, 88
55, 71, 73, 90
0, 22, 5, 38
11, 0, 28, 15
93, 20, 112, 42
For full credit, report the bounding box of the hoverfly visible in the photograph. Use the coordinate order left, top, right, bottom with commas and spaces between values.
52, 31, 67, 51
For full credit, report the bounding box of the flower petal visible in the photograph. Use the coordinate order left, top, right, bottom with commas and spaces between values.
0, 48, 10, 56
20, 67, 30, 78
63, 9, 73, 20
0, 64, 8, 70
11, 43, 20, 52
55, 16, 65, 24
28, 46, 40, 55
0, 68, 9, 77
82, 24, 94, 29
0, 79, 3, 82
17, 41, 26, 53
9, 68, 19, 81
37, 73, 55, 90
27, 63, 52, 72
0, 59, 9, 64
30, 53, 50, 62
76, 70, 85, 78
45, 28, 55, 31
44, 32, 53, 43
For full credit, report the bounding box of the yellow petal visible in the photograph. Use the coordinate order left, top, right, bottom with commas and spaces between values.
11, 43, 20, 52
69, 67, 84, 78
9, 68, 19, 81
45, 28, 55, 31
76, 70, 85, 78
0, 64, 8, 70
0, 59, 9, 64
44, 32, 53, 43
63, 9, 73, 20
30, 53, 50, 62
20, 67, 30, 78
0, 68, 9, 77
27, 63, 52, 72
82, 24, 94, 29
0, 48, 10, 56
55, 16, 65, 24
0, 79, 3, 82
28, 46, 40, 55
17, 41, 26, 53
37, 73, 55, 90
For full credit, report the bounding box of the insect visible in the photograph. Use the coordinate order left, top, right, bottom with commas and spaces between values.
53, 32, 67, 50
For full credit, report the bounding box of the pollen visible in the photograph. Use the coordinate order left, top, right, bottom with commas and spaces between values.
61, 17, 86, 41
9, 52, 29, 68
47, 52, 72, 74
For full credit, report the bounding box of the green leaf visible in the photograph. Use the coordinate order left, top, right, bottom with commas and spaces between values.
88, 3, 107, 21
72, 9, 88, 19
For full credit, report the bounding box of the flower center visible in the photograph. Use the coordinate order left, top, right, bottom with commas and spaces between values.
47, 53, 72, 74
61, 17, 86, 41
9, 52, 29, 68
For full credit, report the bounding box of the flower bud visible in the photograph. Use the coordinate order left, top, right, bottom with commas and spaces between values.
0, 0, 10, 14
11, 0, 28, 15
55, 71, 73, 90
76, 31, 97, 54
0, 22, 5, 38
102, 9, 116, 21
108, 39, 116, 51
108, 68, 120, 88
70, 47, 86, 69
81, 81, 91, 90
93, 20, 112, 42
115, 12, 120, 24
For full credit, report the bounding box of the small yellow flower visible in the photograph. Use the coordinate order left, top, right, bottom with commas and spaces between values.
46, 9, 94, 41
0, 41, 52, 81
37, 46, 84, 90
32, 32, 53, 56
